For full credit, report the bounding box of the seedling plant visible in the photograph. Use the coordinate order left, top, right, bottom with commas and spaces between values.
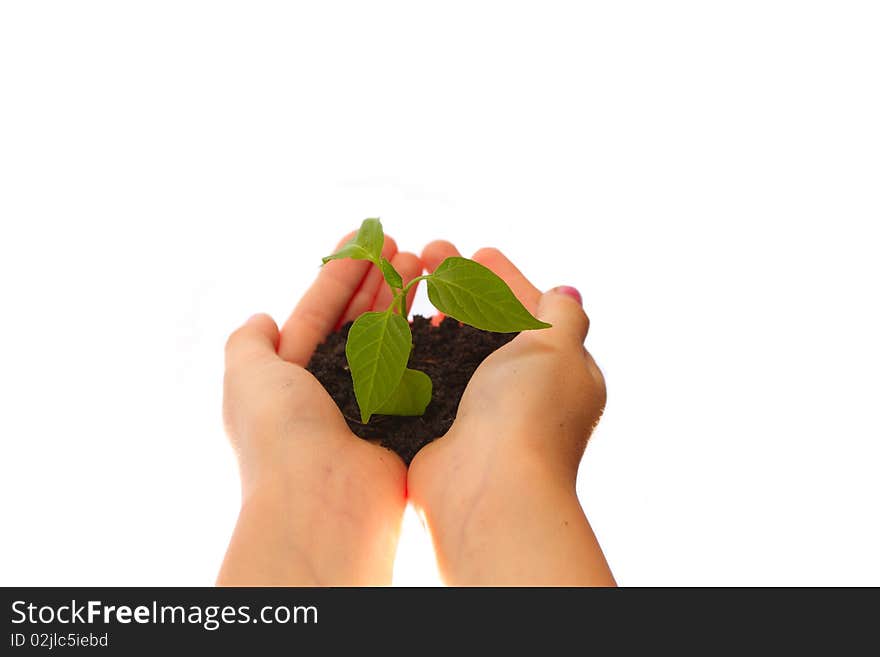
323, 219, 551, 423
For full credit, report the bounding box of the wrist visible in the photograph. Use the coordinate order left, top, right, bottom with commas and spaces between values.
420, 446, 572, 536
227, 463, 403, 586
410, 422, 606, 585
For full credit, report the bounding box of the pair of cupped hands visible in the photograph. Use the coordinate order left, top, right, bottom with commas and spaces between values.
218, 233, 612, 586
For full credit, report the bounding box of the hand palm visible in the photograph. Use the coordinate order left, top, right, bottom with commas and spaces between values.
223, 230, 423, 512
408, 243, 606, 513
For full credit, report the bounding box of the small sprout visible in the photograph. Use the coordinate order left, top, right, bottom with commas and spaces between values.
322, 218, 551, 423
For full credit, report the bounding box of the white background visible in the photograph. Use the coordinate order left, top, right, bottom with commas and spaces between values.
1, 1, 878, 586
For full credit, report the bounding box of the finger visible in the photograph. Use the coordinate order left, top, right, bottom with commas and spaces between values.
534, 286, 590, 346
471, 247, 542, 313
225, 313, 281, 372
421, 239, 461, 273
277, 232, 373, 366
420, 240, 461, 325
372, 251, 423, 314
340, 236, 399, 323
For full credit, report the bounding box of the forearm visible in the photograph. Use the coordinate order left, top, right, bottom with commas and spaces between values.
217, 477, 404, 586
423, 456, 615, 586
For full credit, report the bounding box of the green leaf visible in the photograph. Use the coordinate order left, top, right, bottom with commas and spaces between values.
345, 310, 412, 423
379, 257, 403, 289
322, 218, 384, 265
374, 368, 433, 416
426, 257, 552, 332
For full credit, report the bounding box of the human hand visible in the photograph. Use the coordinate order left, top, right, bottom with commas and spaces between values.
408, 242, 613, 585
217, 232, 422, 586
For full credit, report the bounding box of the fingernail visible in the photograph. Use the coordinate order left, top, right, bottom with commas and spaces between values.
554, 285, 582, 306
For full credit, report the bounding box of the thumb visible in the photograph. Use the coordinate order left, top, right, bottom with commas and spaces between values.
224, 313, 281, 371
535, 286, 590, 346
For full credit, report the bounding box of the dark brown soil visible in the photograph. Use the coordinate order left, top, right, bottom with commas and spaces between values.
306, 315, 518, 464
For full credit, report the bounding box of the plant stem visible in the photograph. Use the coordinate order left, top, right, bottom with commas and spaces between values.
385, 274, 432, 315
401, 274, 431, 298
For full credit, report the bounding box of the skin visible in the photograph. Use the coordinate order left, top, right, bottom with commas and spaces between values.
408, 242, 614, 586
218, 233, 614, 586
217, 232, 421, 585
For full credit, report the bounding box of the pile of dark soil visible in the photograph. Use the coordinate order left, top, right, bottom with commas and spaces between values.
306, 315, 517, 464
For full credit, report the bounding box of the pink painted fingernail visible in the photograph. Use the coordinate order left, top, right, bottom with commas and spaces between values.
555, 285, 582, 306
